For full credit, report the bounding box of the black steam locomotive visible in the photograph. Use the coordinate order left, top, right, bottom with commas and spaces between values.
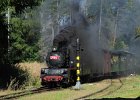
40, 25, 134, 87
40, 26, 80, 87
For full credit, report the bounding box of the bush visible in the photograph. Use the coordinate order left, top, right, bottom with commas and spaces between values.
0, 64, 40, 90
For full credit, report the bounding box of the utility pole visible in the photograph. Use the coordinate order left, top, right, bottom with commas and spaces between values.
74, 38, 81, 90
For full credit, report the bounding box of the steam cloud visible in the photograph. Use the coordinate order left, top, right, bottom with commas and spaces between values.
53, 0, 111, 75
39, 0, 140, 75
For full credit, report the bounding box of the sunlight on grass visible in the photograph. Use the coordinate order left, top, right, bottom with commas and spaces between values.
89, 75, 140, 99
18, 75, 140, 100
19, 62, 46, 77
1, 75, 140, 100
18, 80, 111, 100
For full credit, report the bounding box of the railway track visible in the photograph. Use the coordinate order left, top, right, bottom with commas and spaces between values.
74, 79, 112, 100
0, 77, 124, 100
0, 86, 60, 100
75, 77, 123, 100
101, 78, 123, 97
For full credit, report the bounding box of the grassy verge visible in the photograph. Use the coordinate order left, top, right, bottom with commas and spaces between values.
18, 75, 140, 100
102, 75, 140, 98
17, 79, 111, 100
88, 75, 140, 99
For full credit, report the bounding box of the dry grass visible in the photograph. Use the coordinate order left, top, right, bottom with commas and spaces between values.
18, 62, 47, 77
0, 90, 21, 96
15, 62, 47, 88
0, 62, 47, 95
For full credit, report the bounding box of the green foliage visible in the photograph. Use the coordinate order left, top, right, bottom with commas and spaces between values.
0, 0, 8, 11
114, 39, 127, 50
0, 13, 8, 64
135, 27, 140, 39
0, 0, 42, 64
10, 0, 42, 14
9, 9, 41, 63
0, 0, 42, 89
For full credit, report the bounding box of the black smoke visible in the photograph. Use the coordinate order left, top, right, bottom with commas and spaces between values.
52, 0, 110, 76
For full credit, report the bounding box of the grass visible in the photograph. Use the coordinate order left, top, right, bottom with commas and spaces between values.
0, 62, 46, 91
1, 62, 140, 99
17, 80, 111, 100
19, 61, 47, 77
17, 62, 47, 89
88, 75, 140, 99
0, 90, 22, 96
0, 62, 46, 95
103, 75, 140, 98
17, 75, 140, 100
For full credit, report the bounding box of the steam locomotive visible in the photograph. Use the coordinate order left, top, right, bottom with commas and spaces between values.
40, 26, 113, 87
41, 46, 77, 87
40, 37, 81, 87
41, 27, 131, 87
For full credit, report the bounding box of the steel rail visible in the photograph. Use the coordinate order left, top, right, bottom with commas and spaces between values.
0, 86, 60, 100
101, 77, 123, 97
74, 79, 112, 100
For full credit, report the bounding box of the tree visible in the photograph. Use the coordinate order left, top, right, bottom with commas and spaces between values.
9, 9, 41, 63
38, 0, 70, 60
0, 0, 42, 88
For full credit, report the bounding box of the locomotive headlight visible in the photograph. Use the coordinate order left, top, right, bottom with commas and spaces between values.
53, 48, 56, 51
52, 46, 57, 51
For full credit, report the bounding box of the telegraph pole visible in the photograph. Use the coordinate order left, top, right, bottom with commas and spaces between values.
74, 38, 81, 89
